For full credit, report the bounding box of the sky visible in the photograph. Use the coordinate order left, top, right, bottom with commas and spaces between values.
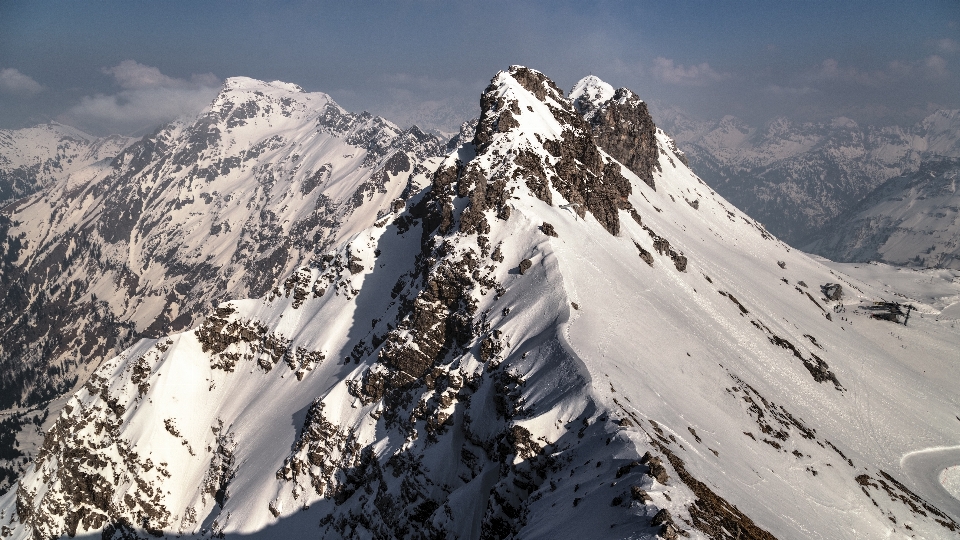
1, 0, 958, 136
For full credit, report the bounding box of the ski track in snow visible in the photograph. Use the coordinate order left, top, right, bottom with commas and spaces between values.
901, 446, 960, 521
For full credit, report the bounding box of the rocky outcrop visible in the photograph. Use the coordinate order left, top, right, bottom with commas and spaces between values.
581, 88, 660, 189
474, 66, 664, 236
17, 371, 175, 538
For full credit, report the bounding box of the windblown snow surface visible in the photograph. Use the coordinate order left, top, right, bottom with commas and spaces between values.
1, 67, 959, 540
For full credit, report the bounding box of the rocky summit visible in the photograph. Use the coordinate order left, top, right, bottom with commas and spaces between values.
1, 66, 959, 540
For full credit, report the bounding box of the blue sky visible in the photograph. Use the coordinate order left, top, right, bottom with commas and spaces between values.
1, 1, 958, 134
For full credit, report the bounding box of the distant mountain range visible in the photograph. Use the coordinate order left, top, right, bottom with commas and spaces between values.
808, 157, 960, 268
0, 124, 133, 205
655, 108, 960, 252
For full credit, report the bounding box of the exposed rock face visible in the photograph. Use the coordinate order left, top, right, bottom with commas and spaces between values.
821, 283, 843, 301
293, 65, 694, 539
578, 88, 660, 189
475, 66, 664, 236
19, 370, 176, 538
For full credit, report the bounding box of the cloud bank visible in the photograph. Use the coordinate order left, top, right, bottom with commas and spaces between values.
0, 68, 43, 96
651, 57, 729, 86
61, 61, 220, 135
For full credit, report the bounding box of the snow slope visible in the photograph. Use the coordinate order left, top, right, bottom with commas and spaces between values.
2, 67, 959, 540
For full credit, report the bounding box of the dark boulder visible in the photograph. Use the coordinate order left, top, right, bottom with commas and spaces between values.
821, 283, 843, 301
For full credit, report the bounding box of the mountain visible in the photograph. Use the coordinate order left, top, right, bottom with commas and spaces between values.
0, 78, 448, 494
807, 157, 960, 269
1, 66, 958, 540
655, 108, 960, 247
0, 123, 134, 206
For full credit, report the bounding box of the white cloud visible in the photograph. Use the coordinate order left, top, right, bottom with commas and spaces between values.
936, 38, 959, 54
62, 61, 221, 135
814, 56, 949, 86
102, 60, 218, 90
66, 87, 220, 135
818, 58, 840, 78
651, 57, 729, 86
815, 58, 884, 85
0, 68, 43, 96
924, 54, 949, 77
765, 85, 818, 96
103, 60, 184, 90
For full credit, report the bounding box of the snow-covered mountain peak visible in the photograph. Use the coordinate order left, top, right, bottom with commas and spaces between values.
220, 76, 307, 94
830, 116, 859, 129
698, 115, 753, 149
763, 115, 795, 136
917, 109, 960, 155
0, 122, 135, 204
201, 76, 336, 138
921, 108, 960, 129
0, 123, 97, 168
469, 66, 665, 235
570, 74, 614, 98
570, 74, 615, 117
473, 66, 570, 150
0, 74, 448, 488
